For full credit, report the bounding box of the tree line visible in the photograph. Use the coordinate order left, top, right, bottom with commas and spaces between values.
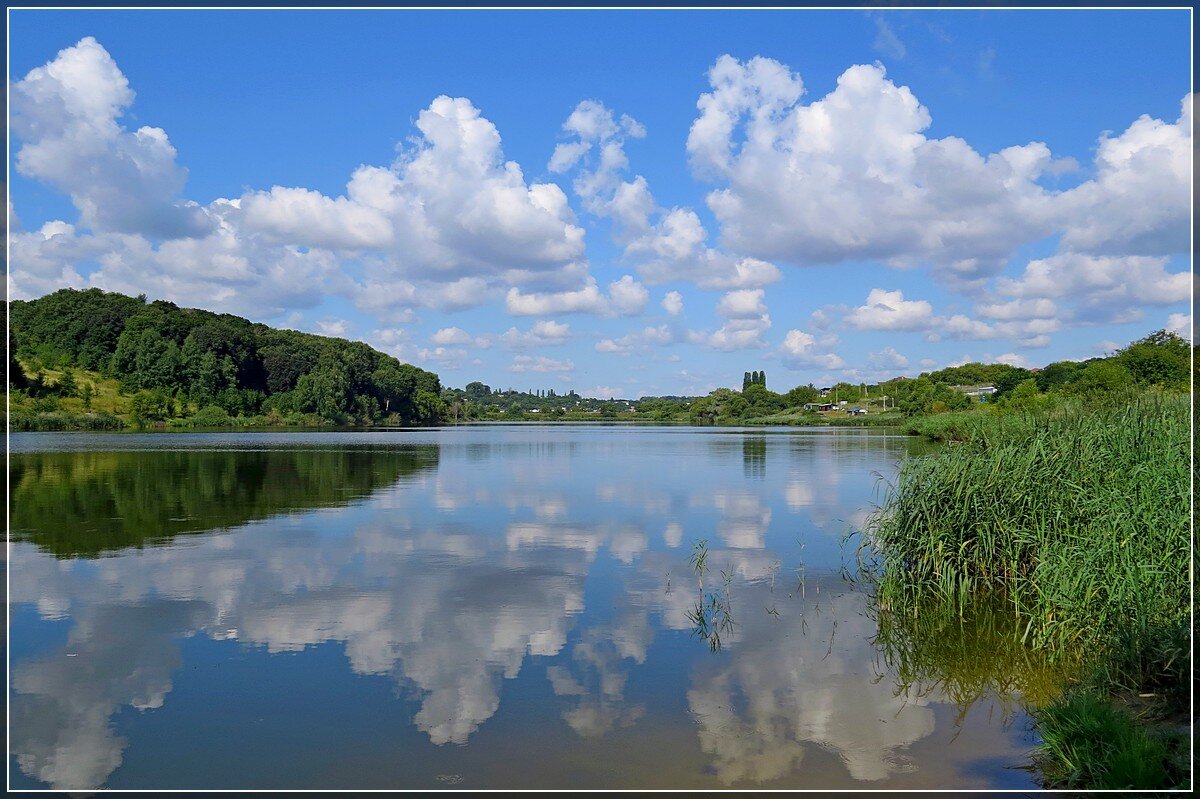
9, 288, 444, 426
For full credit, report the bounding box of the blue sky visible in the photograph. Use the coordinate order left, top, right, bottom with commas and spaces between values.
8, 9, 1192, 397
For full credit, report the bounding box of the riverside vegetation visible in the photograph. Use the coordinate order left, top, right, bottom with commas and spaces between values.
8, 288, 444, 430
858, 330, 1192, 790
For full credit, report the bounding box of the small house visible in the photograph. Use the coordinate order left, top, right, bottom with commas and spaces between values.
950, 385, 998, 402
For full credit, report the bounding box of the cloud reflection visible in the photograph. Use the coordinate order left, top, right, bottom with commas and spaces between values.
10, 428, 949, 790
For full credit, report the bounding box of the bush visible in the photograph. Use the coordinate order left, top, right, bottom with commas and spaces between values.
130, 390, 172, 424
190, 405, 234, 427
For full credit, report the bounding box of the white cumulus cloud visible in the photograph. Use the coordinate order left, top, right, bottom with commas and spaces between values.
661, 290, 684, 317
509, 355, 575, 373
778, 330, 845, 370
9, 38, 604, 325
686, 54, 1190, 295
504, 275, 647, 317
689, 289, 773, 351
11, 37, 210, 239
845, 289, 935, 331
551, 99, 782, 291
1166, 312, 1192, 340
499, 320, 573, 349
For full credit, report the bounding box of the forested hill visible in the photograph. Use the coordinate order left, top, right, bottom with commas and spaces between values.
9, 288, 444, 425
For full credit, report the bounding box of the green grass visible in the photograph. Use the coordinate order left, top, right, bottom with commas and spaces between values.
12, 364, 133, 416
1034, 690, 1185, 790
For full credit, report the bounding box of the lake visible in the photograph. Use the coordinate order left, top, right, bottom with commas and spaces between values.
8, 425, 1046, 790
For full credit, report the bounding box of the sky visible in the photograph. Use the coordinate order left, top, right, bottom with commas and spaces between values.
7, 8, 1193, 398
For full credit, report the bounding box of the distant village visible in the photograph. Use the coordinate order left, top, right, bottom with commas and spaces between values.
802, 384, 999, 415
442, 363, 1027, 423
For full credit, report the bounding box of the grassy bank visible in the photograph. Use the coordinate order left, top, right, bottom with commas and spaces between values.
9, 409, 125, 431
861, 391, 1190, 789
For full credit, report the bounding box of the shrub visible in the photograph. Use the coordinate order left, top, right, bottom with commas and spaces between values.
190, 405, 234, 427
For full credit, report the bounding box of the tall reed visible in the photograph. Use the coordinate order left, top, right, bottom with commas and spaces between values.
863, 391, 1189, 688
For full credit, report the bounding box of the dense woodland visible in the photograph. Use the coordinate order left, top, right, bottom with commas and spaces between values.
9, 288, 444, 428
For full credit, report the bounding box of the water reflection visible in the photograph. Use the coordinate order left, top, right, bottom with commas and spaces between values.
873, 594, 1077, 714
10, 446, 439, 557
742, 436, 766, 479
8, 428, 1041, 790
548, 625, 648, 738
687, 580, 935, 784
11, 518, 594, 785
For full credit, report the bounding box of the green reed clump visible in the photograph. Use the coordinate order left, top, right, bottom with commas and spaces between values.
1033, 690, 1185, 790
864, 391, 1189, 687
900, 410, 989, 442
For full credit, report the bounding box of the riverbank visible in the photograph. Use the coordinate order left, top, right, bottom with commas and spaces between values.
5, 408, 908, 432
863, 390, 1190, 789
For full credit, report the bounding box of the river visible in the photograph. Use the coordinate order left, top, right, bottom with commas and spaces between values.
8, 425, 1045, 789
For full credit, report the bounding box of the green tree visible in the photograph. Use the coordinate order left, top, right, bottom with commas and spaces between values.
785, 384, 820, 407
130, 390, 171, 425
11, 287, 445, 427
412, 389, 445, 423
9, 328, 27, 390
372, 364, 416, 415
992, 367, 1033, 399
295, 361, 350, 421
1116, 330, 1189, 389
743, 383, 786, 415
1066, 360, 1134, 395
54, 370, 78, 397
895, 378, 934, 417
192, 350, 223, 404
831, 381, 860, 403
8, 288, 144, 372
998, 378, 1048, 413
1036, 361, 1084, 393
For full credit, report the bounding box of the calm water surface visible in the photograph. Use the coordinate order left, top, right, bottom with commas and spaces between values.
8, 425, 1043, 789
